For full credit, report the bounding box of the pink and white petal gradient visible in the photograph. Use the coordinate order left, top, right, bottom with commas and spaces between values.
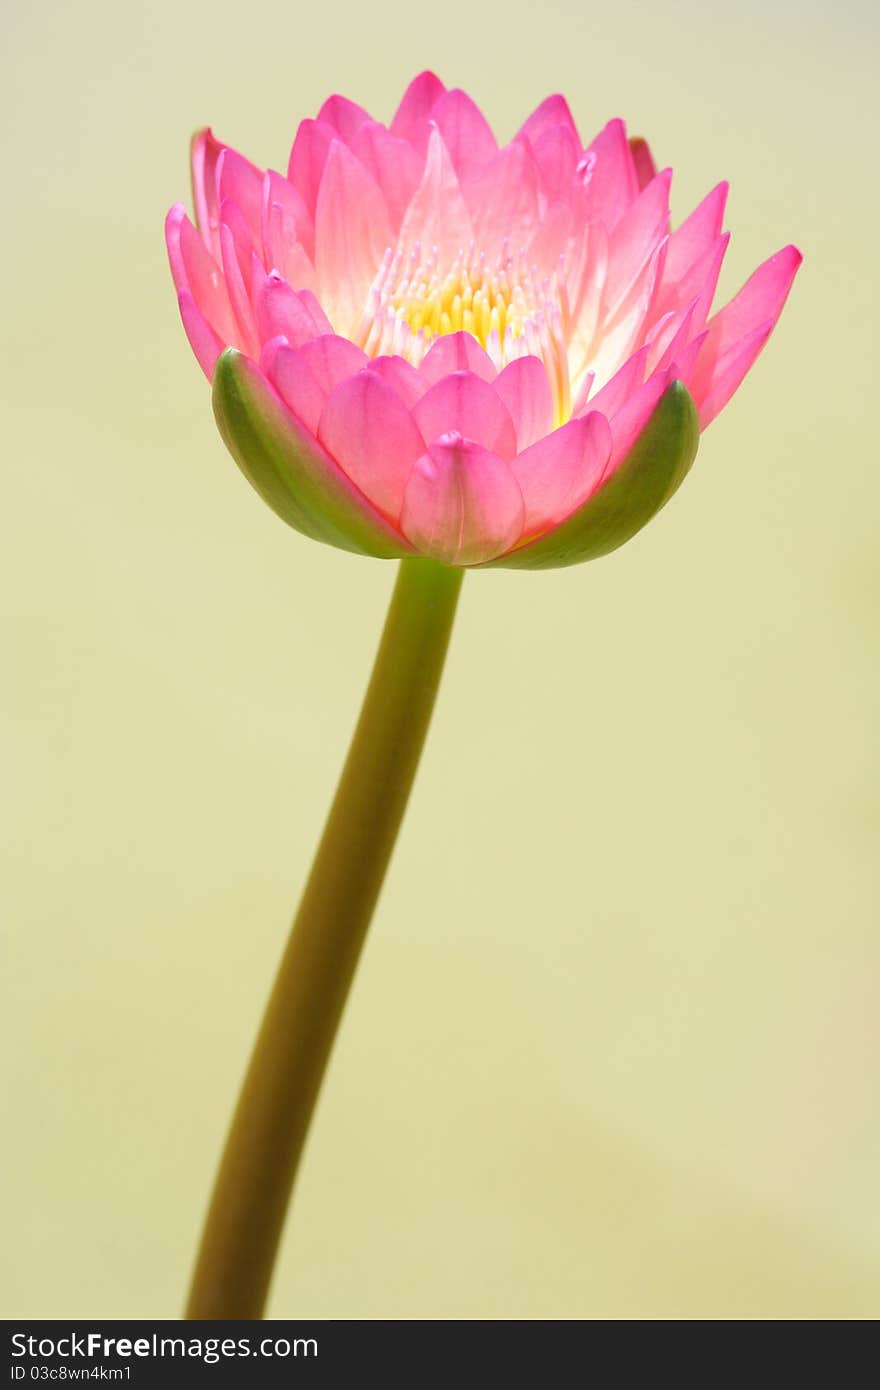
167, 73, 801, 566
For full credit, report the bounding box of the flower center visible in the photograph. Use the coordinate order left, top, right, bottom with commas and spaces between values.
356, 243, 572, 421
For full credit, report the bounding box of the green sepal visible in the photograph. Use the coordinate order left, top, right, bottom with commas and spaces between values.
212, 349, 410, 559
484, 380, 700, 570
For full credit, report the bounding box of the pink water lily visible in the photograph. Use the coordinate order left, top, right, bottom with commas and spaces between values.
166, 71, 800, 568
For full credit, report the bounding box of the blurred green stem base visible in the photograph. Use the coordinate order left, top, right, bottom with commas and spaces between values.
185, 557, 464, 1319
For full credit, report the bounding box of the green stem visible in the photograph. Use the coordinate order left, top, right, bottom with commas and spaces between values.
185, 557, 464, 1320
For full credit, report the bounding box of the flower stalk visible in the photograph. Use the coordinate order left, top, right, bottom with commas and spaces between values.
185, 557, 463, 1320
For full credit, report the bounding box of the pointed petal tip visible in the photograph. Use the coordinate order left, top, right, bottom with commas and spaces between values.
165, 202, 186, 237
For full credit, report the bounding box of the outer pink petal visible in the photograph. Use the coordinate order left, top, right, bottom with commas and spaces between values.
190, 128, 224, 255
166, 204, 239, 345
690, 323, 775, 428
314, 140, 393, 334
287, 119, 336, 217
316, 94, 372, 143
216, 147, 263, 245
350, 122, 422, 229
318, 370, 425, 521
390, 71, 447, 150
516, 94, 579, 147
413, 372, 517, 459
256, 273, 332, 346
431, 88, 497, 180
494, 357, 554, 450
177, 290, 224, 378
264, 334, 367, 433
366, 355, 426, 408
419, 331, 497, 384
261, 337, 325, 434
579, 118, 639, 231
664, 183, 729, 288
401, 435, 525, 565
397, 125, 472, 261
511, 413, 613, 534
696, 244, 802, 365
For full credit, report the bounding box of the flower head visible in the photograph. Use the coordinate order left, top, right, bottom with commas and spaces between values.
166, 72, 800, 567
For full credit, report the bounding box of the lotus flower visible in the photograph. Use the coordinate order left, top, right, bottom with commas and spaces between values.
166, 72, 800, 568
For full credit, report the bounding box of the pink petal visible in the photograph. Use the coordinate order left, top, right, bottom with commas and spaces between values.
413, 372, 517, 459
287, 119, 335, 216
366, 355, 426, 409
645, 303, 698, 374
686, 244, 801, 425
219, 222, 260, 355
261, 337, 325, 433
165, 203, 191, 293
565, 220, 609, 371
604, 169, 672, 319
602, 368, 672, 474
494, 357, 554, 450
589, 241, 666, 386
350, 122, 422, 229
666, 330, 707, 385
190, 128, 224, 255
582, 347, 649, 420
390, 71, 446, 150
516, 94, 579, 147
397, 125, 472, 261
318, 370, 425, 520
216, 147, 263, 245
256, 273, 332, 347
166, 204, 238, 345
261, 170, 315, 276
431, 88, 497, 180
529, 125, 581, 206
176, 290, 224, 379
264, 334, 367, 433
664, 183, 729, 288
691, 322, 775, 428
300, 334, 368, 398
697, 244, 802, 364
628, 136, 657, 192
527, 200, 574, 278
512, 413, 613, 533
419, 331, 497, 384
654, 232, 729, 327
468, 141, 539, 248
316, 94, 372, 143
314, 139, 393, 335
579, 118, 639, 231
401, 435, 525, 565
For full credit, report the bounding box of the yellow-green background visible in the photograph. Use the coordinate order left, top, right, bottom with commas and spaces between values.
2, 0, 877, 1320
